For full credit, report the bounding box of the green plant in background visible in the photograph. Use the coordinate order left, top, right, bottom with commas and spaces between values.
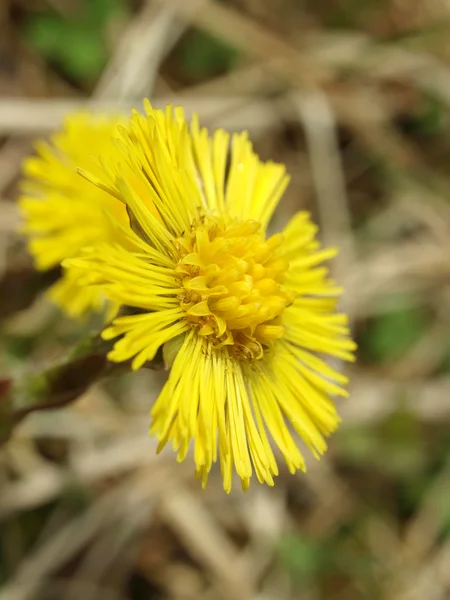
23, 0, 129, 83
277, 528, 379, 595
179, 29, 239, 79
278, 534, 325, 581
338, 408, 425, 476
412, 94, 447, 136
378, 408, 425, 475
325, 0, 381, 29
360, 303, 428, 363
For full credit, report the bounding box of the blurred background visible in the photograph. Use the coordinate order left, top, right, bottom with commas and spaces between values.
1, 0, 450, 599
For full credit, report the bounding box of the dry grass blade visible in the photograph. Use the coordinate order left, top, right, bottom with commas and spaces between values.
295, 91, 356, 291
159, 484, 255, 600
0, 97, 286, 134
95, 1, 185, 101
0, 436, 162, 518
1, 484, 135, 600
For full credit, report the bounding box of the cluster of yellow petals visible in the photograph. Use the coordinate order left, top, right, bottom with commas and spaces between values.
19, 113, 126, 317
175, 216, 294, 360
19, 101, 356, 492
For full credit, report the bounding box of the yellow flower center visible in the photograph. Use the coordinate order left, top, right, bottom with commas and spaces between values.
175, 217, 294, 361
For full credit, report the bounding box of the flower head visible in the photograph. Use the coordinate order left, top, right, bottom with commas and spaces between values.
66, 101, 356, 492
19, 112, 126, 317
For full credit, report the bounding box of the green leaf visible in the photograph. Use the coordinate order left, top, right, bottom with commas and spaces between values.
337, 427, 378, 464
325, 0, 382, 28
181, 30, 239, 78
383, 409, 419, 443
3, 334, 36, 361
87, 0, 130, 26
58, 27, 108, 80
24, 13, 66, 56
23, 3, 122, 83
277, 535, 324, 580
362, 305, 428, 363
413, 95, 446, 136
380, 409, 425, 476
397, 475, 430, 515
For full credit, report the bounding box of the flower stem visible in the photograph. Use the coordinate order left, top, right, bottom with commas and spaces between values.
0, 334, 164, 446
0, 265, 60, 325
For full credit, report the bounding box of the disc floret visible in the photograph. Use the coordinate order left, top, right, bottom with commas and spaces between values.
175, 216, 294, 360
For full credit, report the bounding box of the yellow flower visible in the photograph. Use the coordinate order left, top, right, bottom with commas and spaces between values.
66, 101, 356, 492
19, 112, 126, 318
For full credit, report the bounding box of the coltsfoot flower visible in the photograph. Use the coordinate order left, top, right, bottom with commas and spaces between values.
19, 112, 126, 318
66, 101, 356, 492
